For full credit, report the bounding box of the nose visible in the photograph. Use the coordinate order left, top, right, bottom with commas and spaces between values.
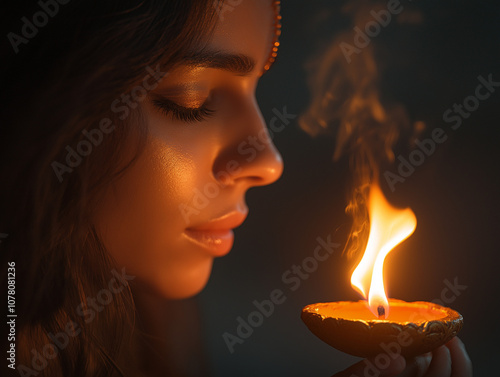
212, 98, 284, 188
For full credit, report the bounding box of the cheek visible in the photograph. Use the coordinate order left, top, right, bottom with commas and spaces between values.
93, 133, 215, 298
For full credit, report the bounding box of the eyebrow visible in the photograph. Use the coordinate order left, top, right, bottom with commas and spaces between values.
181, 49, 256, 76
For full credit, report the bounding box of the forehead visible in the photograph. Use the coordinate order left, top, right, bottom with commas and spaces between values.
208, 0, 275, 74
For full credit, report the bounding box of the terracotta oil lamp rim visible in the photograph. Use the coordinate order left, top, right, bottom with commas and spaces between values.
302, 299, 463, 325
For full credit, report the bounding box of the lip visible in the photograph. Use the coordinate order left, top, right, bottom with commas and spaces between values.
184, 210, 248, 256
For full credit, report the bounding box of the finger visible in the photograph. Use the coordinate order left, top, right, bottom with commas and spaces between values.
445, 337, 473, 377
397, 352, 432, 377
425, 345, 452, 377
332, 356, 406, 377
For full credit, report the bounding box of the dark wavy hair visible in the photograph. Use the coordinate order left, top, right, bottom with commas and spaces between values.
0, 1, 219, 375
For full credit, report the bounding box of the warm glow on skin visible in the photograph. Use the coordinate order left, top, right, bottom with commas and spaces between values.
93, 0, 283, 299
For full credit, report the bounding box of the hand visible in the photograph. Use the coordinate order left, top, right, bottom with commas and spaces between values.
332, 337, 472, 377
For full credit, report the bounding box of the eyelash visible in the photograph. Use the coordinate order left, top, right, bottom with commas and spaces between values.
152, 98, 216, 123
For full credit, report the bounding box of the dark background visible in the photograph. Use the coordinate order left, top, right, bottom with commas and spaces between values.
199, 1, 500, 376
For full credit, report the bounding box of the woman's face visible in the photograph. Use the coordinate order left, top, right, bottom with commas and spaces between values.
94, 0, 283, 299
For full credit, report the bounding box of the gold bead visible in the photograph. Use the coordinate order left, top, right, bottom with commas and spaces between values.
261, 0, 281, 75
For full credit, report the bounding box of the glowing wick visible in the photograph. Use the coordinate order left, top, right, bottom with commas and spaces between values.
377, 305, 385, 319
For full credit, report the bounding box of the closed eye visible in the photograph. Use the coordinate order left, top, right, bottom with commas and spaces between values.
152, 98, 215, 123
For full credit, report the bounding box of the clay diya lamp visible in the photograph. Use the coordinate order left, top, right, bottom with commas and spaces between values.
301, 299, 463, 358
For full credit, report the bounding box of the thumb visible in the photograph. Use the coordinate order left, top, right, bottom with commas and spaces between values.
332, 355, 406, 377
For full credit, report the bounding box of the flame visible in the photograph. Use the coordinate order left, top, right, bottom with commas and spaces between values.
350, 182, 416, 318
296, 0, 423, 319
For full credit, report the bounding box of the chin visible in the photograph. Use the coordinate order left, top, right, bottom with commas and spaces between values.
146, 259, 214, 300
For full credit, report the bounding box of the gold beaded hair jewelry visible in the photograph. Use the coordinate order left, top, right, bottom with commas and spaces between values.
261, 0, 282, 75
